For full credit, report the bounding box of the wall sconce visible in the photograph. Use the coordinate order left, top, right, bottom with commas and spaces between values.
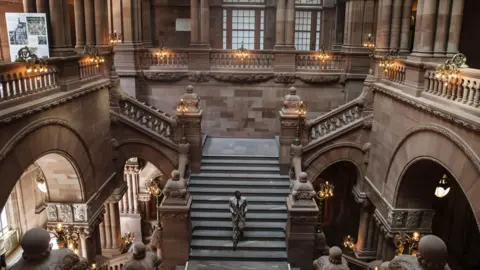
363, 33, 375, 74
90, 260, 109, 270
236, 41, 249, 61
119, 232, 135, 254
435, 53, 467, 86
36, 172, 47, 193
145, 177, 163, 231
394, 232, 420, 256
176, 98, 189, 143
16, 46, 48, 74
435, 174, 451, 198
83, 45, 105, 68
50, 223, 80, 254
155, 42, 168, 60
316, 181, 334, 232
294, 102, 307, 146
343, 235, 356, 250
317, 45, 330, 63
109, 30, 122, 48
379, 48, 400, 73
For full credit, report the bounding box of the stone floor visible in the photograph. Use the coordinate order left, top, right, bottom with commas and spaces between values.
203, 138, 279, 157
186, 260, 290, 270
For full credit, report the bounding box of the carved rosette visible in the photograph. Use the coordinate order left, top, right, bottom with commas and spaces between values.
210, 73, 274, 83
143, 72, 188, 82
73, 204, 87, 222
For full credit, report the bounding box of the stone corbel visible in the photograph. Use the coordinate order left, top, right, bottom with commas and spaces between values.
352, 185, 368, 205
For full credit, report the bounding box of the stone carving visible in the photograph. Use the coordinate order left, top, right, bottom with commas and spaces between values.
143, 72, 187, 82
420, 211, 435, 229
0, 84, 107, 124
362, 115, 373, 129
179, 85, 200, 113
362, 142, 371, 165
296, 75, 341, 84
291, 172, 316, 200
282, 86, 303, 115
58, 205, 74, 223
9, 228, 88, 270
73, 204, 87, 222
406, 211, 420, 229
123, 242, 161, 270
210, 73, 274, 83
308, 105, 363, 141
387, 210, 406, 228
162, 170, 189, 203
47, 204, 58, 221
188, 71, 210, 82
161, 212, 190, 221
313, 246, 349, 270
274, 73, 296, 84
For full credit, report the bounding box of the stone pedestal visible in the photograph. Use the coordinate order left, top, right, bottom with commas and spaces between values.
123, 242, 161, 269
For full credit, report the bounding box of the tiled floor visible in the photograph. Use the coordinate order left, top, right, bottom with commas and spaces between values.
203, 138, 279, 157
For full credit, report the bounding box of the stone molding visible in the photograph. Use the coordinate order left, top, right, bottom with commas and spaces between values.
0, 81, 109, 124
303, 142, 365, 166
374, 84, 480, 131
210, 73, 274, 83
137, 193, 151, 202
274, 73, 296, 84
296, 75, 341, 84
142, 72, 188, 82
373, 208, 434, 235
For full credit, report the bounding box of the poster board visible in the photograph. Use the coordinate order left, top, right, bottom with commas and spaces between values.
5, 13, 49, 61
175, 19, 191, 32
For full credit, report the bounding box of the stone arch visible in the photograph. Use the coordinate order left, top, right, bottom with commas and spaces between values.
304, 142, 365, 184
384, 124, 480, 226
116, 139, 177, 179
0, 118, 94, 208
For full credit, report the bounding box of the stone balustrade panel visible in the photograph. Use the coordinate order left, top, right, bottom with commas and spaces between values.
210, 50, 275, 70
118, 97, 176, 140
143, 50, 189, 69
107, 253, 129, 270
296, 53, 346, 72
384, 62, 406, 84
79, 58, 102, 80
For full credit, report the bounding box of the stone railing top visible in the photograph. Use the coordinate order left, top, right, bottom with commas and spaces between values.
306, 99, 362, 128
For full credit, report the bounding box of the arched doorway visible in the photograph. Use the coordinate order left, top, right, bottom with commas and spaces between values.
396, 158, 480, 269
314, 161, 361, 247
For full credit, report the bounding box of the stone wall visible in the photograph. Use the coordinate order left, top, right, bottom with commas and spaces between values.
136, 79, 364, 138
0, 0, 23, 62
153, 0, 191, 48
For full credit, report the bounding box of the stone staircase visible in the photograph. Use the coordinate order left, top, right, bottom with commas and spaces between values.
188, 140, 291, 269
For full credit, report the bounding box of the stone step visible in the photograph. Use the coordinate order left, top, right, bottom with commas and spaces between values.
191, 173, 288, 180
192, 229, 285, 241
202, 159, 279, 167
192, 195, 286, 205
200, 165, 280, 174
190, 187, 290, 196
202, 155, 279, 161
192, 221, 285, 231
191, 239, 286, 251
186, 260, 290, 270
189, 250, 288, 262
191, 212, 287, 222
190, 180, 290, 188
192, 203, 287, 212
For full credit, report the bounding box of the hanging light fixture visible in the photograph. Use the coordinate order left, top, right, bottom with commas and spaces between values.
379, 48, 399, 73
236, 41, 249, 61
317, 45, 330, 63
435, 174, 451, 198
343, 235, 356, 250
155, 42, 168, 60
394, 232, 421, 256
36, 172, 47, 193
434, 53, 467, 86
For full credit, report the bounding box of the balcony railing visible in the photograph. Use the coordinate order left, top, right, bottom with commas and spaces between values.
142, 49, 189, 70
296, 53, 346, 72
210, 50, 275, 70
384, 60, 406, 84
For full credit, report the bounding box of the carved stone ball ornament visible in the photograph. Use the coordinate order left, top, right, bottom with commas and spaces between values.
123, 242, 161, 270
291, 172, 316, 200
313, 246, 349, 270
179, 85, 200, 113
162, 170, 188, 199
282, 86, 303, 115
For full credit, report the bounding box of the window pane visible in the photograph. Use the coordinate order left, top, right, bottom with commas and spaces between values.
294, 11, 312, 51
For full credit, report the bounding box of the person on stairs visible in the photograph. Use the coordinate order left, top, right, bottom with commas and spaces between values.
229, 190, 248, 244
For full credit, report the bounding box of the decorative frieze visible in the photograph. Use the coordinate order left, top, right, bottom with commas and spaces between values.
46, 203, 88, 223
374, 208, 435, 234
210, 73, 274, 83
142, 72, 188, 82
274, 73, 296, 84
296, 75, 341, 84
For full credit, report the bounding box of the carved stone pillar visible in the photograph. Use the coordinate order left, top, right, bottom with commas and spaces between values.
343, 0, 367, 50
433, 0, 450, 57
190, 0, 199, 45
447, 0, 464, 56
355, 202, 371, 255
73, 0, 86, 49
399, 0, 413, 53
275, 0, 286, 46
286, 172, 319, 270
48, 0, 74, 56
285, 0, 295, 47
84, 0, 96, 46
389, 0, 402, 49
159, 170, 192, 269
412, 0, 437, 56
200, 0, 210, 46
23, 0, 36, 12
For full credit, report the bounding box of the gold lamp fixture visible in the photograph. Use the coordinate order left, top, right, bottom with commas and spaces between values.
394, 232, 421, 256
236, 41, 249, 61
434, 53, 467, 86
155, 42, 168, 60
145, 177, 163, 230
435, 174, 451, 198
343, 235, 356, 250
50, 223, 80, 254
109, 30, 122, 48
317, 45, 330, 63
316, 181, 334, 232
363, 33, 375, 51
90, 261, 109, 270
176, 98, 189, 143
119, 232, 135, 254
83, 45, 105, 68
379, 48, 400, 73
16, 47, 48, 74
294, 102, 307, 146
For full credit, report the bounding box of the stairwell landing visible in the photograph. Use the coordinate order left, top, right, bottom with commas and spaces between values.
187, 138, 291, 270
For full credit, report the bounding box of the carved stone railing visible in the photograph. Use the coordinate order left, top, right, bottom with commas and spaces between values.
142, 49, 189, 70
384, 60, 406, 84
210, 50, 275, 70
107, 253, 129, 270
118, 96, 177, 140
0, 62, 58, 102
306, 99, 363, 142
424, 66, 480, 108
296, 53, 346, 72
79, 57, 102, 79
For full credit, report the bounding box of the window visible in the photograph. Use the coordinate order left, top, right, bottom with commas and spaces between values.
224, 0, 264, 2
222, 4, 265, 49
294, 10, 321, 51
295, 0, 321, 4
0, 208, 9, 237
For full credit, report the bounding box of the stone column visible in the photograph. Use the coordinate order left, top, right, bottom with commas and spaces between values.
366, 213, 375, 250
23, 0, 36, 12
377, 0, 392, 52
142, 0, 152, 47
355, 203, 371, 254
447, 0, 464, 56
433, 0, 450, 56
389, 0, 402, 49
411, 0, 424, 54
122, 193, 128, 214
110, 202, 121, 249
127, 172, 133, 213
200, 0, 210, 45
343, 0, 368, 50
95, 0, 108, 48
81, 234, 97, 264
399, 0, 413, 53
286, 172, 318, 270
416, 0, 438, 56
333, 0, 346, 51
275, 0, 286, 46
159, 171, 192, 269
84, 0, 96, 46
132, 170, 139, 214
36, 0, 48, 13
285, 0, 295, 47
104, 204, 112, 249
48, 0, 74, 56
145, 200, 151, 221
73, 0, 86, 49
376, 227, 383, 260
190, 0, 199, 45
99, 220, 106, 249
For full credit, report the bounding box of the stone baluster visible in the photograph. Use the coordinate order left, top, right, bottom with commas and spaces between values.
434, 0, 451, 57
447, 0, 464, 56
275, 0, 286, 47
399, 0, 413, 53
286, 172, 319, 270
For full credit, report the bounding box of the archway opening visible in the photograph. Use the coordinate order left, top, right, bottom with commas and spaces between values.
396, 159, 480, 269
314, 161, 360, 247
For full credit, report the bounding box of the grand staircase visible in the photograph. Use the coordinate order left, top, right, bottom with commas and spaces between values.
188, 138, 291, 269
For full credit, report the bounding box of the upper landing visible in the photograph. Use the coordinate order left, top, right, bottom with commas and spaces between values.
203, 138, 279, 157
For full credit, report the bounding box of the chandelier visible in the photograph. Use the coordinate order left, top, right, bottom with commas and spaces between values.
435, 174, 451, 198
145, 177, 163, 230
394, 232, 421, 256
50, 223, 80, 254
16, 47, 48, 74
109, 30, 122, 47
316, 181, 334, 200
119, 232, 135, 254
155, 42, 168, 60
379, 48, 399, 73
317, 45, 330, 63
363, 33, 375, 50
343, 235, 356, 250
83, 45, 105, 68
434, 53, 467, 86
236, 41, 249, 61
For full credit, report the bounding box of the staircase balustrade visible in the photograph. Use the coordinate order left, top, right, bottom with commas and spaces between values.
384, 60, 406, 84
79, 57, 102, 79
296, 53, 346, 72
307, 100, 363, 142
118, 96, 176, 140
